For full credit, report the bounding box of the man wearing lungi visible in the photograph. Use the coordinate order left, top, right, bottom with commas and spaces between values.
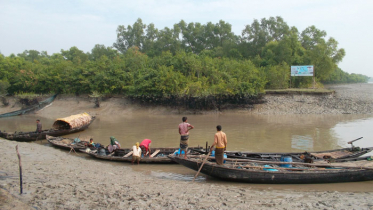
211, 125, 227, 165
178, 116, 194, 159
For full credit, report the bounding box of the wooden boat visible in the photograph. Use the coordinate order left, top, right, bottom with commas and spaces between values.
0, 113, 95, 142
168, 155, 373, 184
0, 94, 57, 118
85, 146, 203, 164
47, 135, 92, 151
224, 147, 373, 162
191, 138, 373, 162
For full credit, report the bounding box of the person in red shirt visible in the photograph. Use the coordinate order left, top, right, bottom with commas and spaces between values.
178, 116, 194, 159
139, 139, 152, 157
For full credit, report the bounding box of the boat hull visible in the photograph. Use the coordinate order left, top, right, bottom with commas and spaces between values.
169, 156, 373, 184
0, 117, 95, 142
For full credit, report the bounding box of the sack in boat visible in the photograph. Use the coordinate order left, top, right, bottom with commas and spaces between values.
73, 138, 81, 143
98, 148, 106, 156
61, 139, 72, 144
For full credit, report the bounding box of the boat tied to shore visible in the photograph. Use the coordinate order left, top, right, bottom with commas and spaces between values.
168, 155, 373, 184
0, 113, 95, 141
0, 94, 58, 118
191, 137, 372, 163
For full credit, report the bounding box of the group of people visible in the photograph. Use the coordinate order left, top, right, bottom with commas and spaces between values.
36, 116, 228, 165
131, 116, 228, 165
177, 116, 227, 165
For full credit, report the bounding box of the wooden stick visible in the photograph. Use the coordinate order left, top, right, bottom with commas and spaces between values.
151, 150, 160, 157
348, 137, 363, 144
240, 165, 337, 171
69, 146, 79, 155
192, 147, 214, 182
15, 145, 23, 194
123, 151, 133, 157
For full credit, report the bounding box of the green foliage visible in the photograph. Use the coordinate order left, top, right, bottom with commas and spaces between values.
263, 62, 290, 89
0, 17, 368, 100
15, 92, 40, 99
323, 68, 369, 83
0, 80, 10, 95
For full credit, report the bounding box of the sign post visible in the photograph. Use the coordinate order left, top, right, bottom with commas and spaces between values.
290, 65, 315, 88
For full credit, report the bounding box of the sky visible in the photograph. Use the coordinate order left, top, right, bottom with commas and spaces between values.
1, 0, 372, 77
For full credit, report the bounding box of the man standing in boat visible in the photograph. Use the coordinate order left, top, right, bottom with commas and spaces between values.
36, 119, 42, 133
211, 125, 227, 165
132, 142, 142, 164
178, 116, 194, 159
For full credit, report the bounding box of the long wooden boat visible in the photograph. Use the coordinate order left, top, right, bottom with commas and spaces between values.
168, 155, 373, 184
0, 113, 95, 142
0, 94, 57, 118
85, 146, 203, 164
47, 135, 92, 151
224, 146, 373, 162
191, 138, 372, 162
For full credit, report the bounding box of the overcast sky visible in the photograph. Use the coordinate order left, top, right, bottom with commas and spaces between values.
1, 0, 372, 77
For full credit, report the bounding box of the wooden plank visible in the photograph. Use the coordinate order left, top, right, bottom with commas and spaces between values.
108, 152, 115, 156
151, 150, 161, 157
123, 151, 133, 157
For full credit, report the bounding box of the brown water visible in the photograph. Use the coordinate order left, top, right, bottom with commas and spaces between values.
2, 111, 373, 192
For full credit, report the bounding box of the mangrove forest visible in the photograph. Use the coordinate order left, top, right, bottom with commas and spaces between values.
0, 17, 369, 108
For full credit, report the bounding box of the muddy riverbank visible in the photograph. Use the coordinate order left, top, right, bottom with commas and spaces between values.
1, 140, 373, 210
1, 83, 373, 115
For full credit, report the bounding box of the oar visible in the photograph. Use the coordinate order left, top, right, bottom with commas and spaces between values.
347, 137, 363, 144
192, 146, 214, 182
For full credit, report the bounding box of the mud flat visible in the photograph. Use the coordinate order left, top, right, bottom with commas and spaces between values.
1, 139, 373, 210
256, 83, 373, 115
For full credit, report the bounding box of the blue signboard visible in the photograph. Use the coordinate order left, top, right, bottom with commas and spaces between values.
291, 66, 314, 76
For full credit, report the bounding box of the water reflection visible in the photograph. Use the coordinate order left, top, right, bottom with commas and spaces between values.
291, 135, 314, 150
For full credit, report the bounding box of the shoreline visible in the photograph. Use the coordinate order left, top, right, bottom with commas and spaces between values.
1, 140, 373, 209
1, 83, 373, 116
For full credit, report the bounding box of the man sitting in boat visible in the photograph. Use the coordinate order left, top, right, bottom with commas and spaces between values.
87, 138, 101, 149
139, 139, 152, 158
107, 136, 121, 153
132, 142, 142, 165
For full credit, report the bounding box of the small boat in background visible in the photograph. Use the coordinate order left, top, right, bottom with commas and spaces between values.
0, 94, 58, 118
0, 113, 95, 141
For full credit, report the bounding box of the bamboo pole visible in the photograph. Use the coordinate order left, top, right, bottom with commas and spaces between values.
15, 145, 23, 194
192, 147, 214, 182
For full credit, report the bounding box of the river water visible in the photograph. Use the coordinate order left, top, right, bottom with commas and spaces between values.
1, 111, 373, 192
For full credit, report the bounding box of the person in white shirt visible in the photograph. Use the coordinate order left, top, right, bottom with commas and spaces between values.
132, 142, 142, 165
